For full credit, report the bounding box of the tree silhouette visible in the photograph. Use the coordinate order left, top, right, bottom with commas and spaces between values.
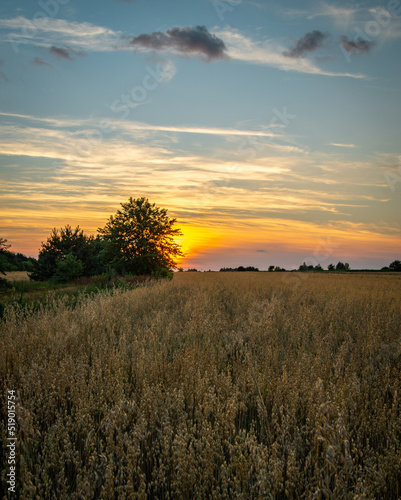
0, 237, 12, 287
389, 260, 401, 272
0, 238, 10, 277
0, 238, 10, 252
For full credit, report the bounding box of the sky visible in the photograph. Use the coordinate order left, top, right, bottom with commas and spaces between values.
0, 0, 400, 270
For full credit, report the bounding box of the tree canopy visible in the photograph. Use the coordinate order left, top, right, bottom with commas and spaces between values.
30, 225, 105, 281
389, 260, 401, 272
0, 238, 11, 277
98, 197, 183, 276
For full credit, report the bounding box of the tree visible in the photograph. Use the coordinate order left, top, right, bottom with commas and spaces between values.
335, 262, 350, 271
98, 197, 183, 276
299, 262, 313, 271
389, 260, 401, 272
0, 238, 10, 286
328, 263, 335, 271
268, 265, 275, 272
0, 237, 12, 288
30, 225, 106, 281
0, 238, 10, 252
0, 239, 10, 276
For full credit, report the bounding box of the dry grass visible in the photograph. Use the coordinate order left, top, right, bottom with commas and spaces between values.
1, 272, 400, 498
4, 271, 30, 282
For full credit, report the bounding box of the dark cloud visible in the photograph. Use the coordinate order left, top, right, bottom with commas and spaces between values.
340, 36, 374, 54
283, 30, 329, 58
50, 46, 73, 60
49, 46, 86, 60
130, 25, 228, 60
33, 57, 52, 67
256, 249, 268, 253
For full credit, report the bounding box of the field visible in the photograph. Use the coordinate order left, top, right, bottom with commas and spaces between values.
1, 272, 400, 498
3, 272, 30, 282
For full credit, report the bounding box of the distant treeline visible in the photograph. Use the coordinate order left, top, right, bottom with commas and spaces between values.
220, 266, 259, 272
0, 250, 37, 272
216, 260, 401, 273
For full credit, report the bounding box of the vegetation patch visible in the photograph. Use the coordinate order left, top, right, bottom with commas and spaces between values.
1, 272, 400, 498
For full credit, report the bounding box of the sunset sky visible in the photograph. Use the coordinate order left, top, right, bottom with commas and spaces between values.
0, 0, 400, 270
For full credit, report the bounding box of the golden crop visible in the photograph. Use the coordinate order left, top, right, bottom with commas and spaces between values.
1, 272, 400, 498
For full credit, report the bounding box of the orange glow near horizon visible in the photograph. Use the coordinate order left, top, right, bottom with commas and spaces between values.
175, 224, 223, 266
173, 217, 401, 269
2, 206, 400, 268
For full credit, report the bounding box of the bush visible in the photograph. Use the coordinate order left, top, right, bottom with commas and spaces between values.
53, 253, 84, 283
152, 267, 173, 280
30, 226, 106, 281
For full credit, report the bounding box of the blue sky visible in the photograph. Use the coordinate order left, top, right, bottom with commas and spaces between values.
0, 0, 400, 269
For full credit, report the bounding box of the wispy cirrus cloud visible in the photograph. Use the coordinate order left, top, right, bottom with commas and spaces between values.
0, 17, 227, 61
118, 122, 278, 138
1, 110, 397, 265
0, 111, 280, 139
310, 4, 358, 26
0, 119, 385, 212
282, 3, 358, 27
0, 17, 366, 78
215, 28, 367, 78
0, 16, 122, 52
329, 142, 357, 148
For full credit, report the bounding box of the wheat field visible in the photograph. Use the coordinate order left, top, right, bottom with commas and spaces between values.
4, 272, 30, 282
1, 272, 400, 499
